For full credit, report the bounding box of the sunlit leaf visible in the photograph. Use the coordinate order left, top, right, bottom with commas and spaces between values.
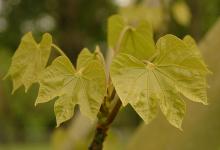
155, 35, 209, 104
36, 48, 106, 126
111, 34, 209, 129
108, 15, 126, 51
108, 15, 155, 60
5, 32, 52, 93
159, 91, 185, 129
77, 46, 105, 69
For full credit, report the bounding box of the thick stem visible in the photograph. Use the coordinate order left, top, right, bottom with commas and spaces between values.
89, 96, 122, 150
103, 95, 122, 127
88, 125, 108, 150
89, 24, 129, 150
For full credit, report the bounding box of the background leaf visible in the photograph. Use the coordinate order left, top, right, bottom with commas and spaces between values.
108, 15, 155, 60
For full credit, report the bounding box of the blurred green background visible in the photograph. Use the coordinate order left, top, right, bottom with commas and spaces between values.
0, 0, 220, 149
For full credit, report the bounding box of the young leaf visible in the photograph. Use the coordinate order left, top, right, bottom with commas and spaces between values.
154, 35, 209, 105
77, 46, 105, 69
110, 34, 209, 129
108, 15, 155, 60
5, 32, 52, 93
36, 48, 106, 126
119, 4, 164, 31
108, 15, 126, 51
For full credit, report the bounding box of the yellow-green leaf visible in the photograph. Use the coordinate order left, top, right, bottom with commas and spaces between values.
155, 35, 209, 104
54, 95, 75, 127
119, 4, 164, 31
108, 15, 126, 51
36, 48, 106, 126
108, 15, 155, 60
5, 32, 52, 93
159, 91, 185, 129
110, 34, 209, 129
77, 46, 105, 69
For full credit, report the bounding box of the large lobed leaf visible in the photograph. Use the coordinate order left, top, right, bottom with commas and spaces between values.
36, 47, 106, 126
5, 32, 52, 93
110, 20, 210, 129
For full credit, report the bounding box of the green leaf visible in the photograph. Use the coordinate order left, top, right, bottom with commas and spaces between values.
36, 48, 106, 126
77, 46, 105, 69
108, 15, 155, 60
108, 15, 126, 50
110, 34, 209, 129
54, 95, 75, 127
159, 91, 185, 129
110, 54, 159, 124
5, 32, 52, 93
155, 35, 209, 104
118, 4, 164, 31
